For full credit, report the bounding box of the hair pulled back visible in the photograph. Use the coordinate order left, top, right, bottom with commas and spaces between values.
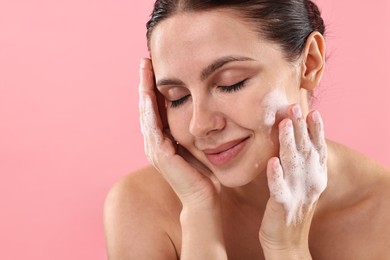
146, 0, 325, 61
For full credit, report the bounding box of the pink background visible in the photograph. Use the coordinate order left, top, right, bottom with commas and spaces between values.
0, 0, 389, 259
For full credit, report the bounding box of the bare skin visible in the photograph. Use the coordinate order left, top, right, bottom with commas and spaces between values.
104, 9, 390, 260
104, 144, 390, 259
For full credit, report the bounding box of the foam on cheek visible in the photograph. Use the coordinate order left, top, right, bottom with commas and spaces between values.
252, 90, 288, 174
261, 90, 289, 127
258, 89, 327, 226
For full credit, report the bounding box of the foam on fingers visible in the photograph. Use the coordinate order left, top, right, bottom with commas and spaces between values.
273, 108, 328, 226
267, 158, 289, 204
143, 96, 163, 145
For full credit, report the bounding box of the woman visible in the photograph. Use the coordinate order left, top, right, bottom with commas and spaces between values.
104, 0, 390, 259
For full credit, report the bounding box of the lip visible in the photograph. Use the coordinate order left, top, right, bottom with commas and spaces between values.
203, 137, 249, 166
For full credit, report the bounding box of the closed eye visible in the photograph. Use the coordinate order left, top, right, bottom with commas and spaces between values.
169, 79, 247, 108
219, 79, 247, 92
170, 94, 190, 108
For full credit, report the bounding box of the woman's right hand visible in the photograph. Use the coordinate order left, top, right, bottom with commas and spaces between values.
139, 57, 228, 259
138, 57, 221, 209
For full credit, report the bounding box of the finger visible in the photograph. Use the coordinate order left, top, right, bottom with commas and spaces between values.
139, 58, 156, 96
306, 110, 324, 147
279, 118, 298, 173
306, 110, 327, 161
139, 83, 151, 158
139, 58, 164, 141
139, 58, 163, 127
139, 58, 169, 131
266, 157, 288, 204
178, 145, 213, 177
157, 145, 219, 203
290, 104, 311, 154
142, 95, 163, 145
140, 96, 166, 168
138, 59, 171, 167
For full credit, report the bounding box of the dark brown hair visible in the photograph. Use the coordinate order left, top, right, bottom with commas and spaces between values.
146, 0, 325, 61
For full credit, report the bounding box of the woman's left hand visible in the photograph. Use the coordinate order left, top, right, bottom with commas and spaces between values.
259, 104, 328, 259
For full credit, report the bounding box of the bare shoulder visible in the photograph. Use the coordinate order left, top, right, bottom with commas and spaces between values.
311, 141, 390, 259
346, 164, 390, 258
104, 165, 182, 260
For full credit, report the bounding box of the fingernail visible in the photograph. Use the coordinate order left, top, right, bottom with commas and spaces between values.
292, 105, 302, 118
312, 111, 321, 123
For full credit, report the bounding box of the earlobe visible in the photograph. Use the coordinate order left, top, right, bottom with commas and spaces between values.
300, 32, 326, 91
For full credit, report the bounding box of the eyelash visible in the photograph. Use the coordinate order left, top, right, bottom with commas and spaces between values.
169, 79, 247, 108
170, 95, 191, 108
219, 79, 246, 92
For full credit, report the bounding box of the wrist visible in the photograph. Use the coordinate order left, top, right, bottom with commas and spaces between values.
180, 200, 222, 226
262, 246, 312, 260
180, 202, 227, 260
181, 191, 221, 212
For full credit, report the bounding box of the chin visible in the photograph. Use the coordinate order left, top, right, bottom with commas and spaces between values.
212, 161, 267, 188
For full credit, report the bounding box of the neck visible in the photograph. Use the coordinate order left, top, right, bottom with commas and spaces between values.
220, 169, 270, 214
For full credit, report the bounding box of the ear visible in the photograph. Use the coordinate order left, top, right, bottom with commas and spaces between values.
300, 31, 326, 91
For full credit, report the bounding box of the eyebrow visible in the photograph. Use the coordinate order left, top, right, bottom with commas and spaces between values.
200, 55, 253, 81
156, 55, 253, 87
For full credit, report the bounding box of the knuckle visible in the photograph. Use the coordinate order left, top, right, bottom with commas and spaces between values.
297, 138, 311, 154
297, 117, 306, 128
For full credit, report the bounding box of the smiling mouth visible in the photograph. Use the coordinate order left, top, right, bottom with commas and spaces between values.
203, 137, 249, 166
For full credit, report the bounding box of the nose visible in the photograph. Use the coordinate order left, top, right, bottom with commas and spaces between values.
189, 97, 225, 138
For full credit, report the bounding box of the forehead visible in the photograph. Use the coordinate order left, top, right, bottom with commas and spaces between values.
149, 9, 276, 80
150, 9, 257, 51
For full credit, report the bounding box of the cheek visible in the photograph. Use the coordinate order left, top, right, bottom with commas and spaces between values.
167, 108, 192, 144
259, 91, 290, 151
240, 89, 290, 155
260, 90, 290, 128
236, 89, 289, 132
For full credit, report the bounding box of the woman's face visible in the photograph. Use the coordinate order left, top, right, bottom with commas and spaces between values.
150, 9, 303, 187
